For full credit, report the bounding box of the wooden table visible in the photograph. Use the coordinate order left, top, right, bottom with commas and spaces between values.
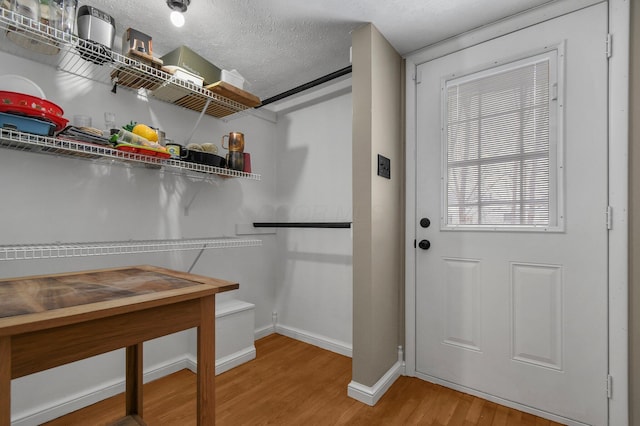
0, 265, 238, 426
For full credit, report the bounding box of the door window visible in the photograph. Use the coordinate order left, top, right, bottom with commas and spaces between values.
442, 50, 562, 231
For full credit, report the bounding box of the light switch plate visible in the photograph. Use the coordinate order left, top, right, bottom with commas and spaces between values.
378, 154, 391, 179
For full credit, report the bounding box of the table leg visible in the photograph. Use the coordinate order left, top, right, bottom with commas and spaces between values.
126, 343, 143, 418
0, 336, 10, 426
197, 295, 215, 425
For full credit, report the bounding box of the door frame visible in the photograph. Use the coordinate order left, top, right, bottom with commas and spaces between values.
404, 0, 629, 424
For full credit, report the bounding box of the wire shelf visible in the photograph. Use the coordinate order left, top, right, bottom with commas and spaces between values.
0, 237, 262, 261
0, 128, 261, 180
0, 7, 260, 118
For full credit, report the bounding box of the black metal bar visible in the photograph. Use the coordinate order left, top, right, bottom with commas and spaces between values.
253, 222, 352, 229
256, 66, 353, 108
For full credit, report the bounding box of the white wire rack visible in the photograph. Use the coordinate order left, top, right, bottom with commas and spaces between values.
0, 237, 262, 261
0, 7, 259, 118
0, 128, 261, 180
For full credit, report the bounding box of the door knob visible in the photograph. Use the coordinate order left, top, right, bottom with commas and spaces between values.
418, 239, 431, 250
420, 218, 431, 228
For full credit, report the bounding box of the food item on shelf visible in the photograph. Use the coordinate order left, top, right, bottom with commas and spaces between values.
122, 121, 136, 131
141, 142, 166, 152
201, 143, 218, 154
131, 123, 158, 142
185, 143, 219, 154
76, 126, 104, 136
57, 126, 111, 145
111, 128, 165, 151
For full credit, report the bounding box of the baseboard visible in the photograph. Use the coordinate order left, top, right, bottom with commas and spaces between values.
13, 345, 258, 426
12, 356, 192, 426
254, 324, 276, 340
347, 347, 404, 406
184, 346, 257, 376
216, 346, 256, 374
275, 324, 352, 357
15, 324, 346, 425
414, 372, 588, 426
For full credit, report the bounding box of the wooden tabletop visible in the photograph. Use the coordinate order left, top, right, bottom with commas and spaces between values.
0, 265, 238, 337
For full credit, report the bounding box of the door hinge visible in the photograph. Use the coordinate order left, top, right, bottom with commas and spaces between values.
606, 33, 613, 59
414, 70, 422, 85
607, 374, 613, 398
607, 205, 613, 230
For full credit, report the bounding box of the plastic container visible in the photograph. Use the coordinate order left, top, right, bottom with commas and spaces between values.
0, 91, 68, 131
221, 69, 245, 90
185, 150, 226, 167
0, 111, 56, 136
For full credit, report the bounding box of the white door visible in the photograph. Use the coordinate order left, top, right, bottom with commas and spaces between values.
414, 4, 608, 425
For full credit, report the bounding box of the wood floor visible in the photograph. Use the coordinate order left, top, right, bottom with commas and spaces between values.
43, 334, 565, 425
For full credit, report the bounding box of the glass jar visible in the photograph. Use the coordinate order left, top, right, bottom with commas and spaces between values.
58, 0, 76, 34
34, 0, 75, 34
39, 0, 61, 30
9, 0, 40, 23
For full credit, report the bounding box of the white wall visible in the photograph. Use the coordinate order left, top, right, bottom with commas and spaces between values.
0, 50, 278, 423
1, 49, 354, 423
273, 85, 353, 355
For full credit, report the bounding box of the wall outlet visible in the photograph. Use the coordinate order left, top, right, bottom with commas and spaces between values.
378, 154, 391, 179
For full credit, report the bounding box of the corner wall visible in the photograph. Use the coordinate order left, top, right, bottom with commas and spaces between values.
0, 50, 278, 424
351, 24, 403, 389
273, 85, 354, 354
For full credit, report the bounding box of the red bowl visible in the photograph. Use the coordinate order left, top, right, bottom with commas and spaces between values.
0, 91, 68, 131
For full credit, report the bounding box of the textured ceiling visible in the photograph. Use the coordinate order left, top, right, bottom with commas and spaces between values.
82, 0, 556, 101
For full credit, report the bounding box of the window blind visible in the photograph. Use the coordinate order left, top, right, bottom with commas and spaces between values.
444, 57, 556, 228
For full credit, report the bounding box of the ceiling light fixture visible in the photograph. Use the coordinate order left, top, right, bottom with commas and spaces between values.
167, 0, 190, 28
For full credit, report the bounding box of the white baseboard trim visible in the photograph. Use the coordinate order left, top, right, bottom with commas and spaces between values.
347, 346, 404, 406
185, 346, 257, 376
16, 323, 348, 425
216, 345, 256, 375
13, 345, 258, 426
414, 372, 589, 426
216, 347, 256, 375
275, 324, 352, 357
254, 324, 276, 340
12, 356, 192, 426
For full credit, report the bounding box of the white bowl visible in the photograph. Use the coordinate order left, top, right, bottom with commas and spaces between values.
0, 75, 46, 98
